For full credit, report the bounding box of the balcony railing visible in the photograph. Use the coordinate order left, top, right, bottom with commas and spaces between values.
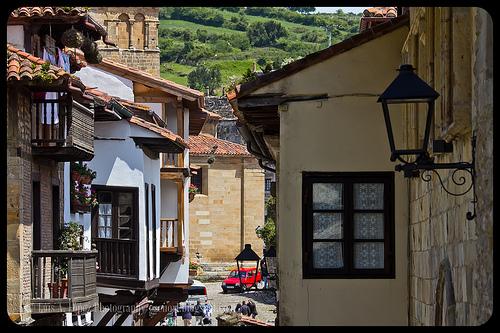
31, 250, 98, 314
31, 95, 94, 161
161, 153, 182, 168
94, 238, 137, 278
160, 218, 182, 253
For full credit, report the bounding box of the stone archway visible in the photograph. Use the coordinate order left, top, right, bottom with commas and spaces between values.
434, 258, 456, 326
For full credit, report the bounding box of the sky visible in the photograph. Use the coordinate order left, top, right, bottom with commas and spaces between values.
315, 7, 365, 14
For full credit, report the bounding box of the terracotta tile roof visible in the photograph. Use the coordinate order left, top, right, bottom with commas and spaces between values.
95, 58, 204, 101
188, 134, 251, 156
10, 7, 88, 18
129, 116, 188, 148
229, 14, 409, 100
7, 44, 70, 82
363, 7, 397, 18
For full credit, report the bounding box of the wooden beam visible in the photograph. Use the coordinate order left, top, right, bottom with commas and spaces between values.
143, 311, 168, 327
113, 312, 131, 326
97, 310, 116, 326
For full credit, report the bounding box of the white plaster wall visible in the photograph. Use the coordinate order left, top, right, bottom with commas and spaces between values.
7, 25, 24, 50
87, 120, 164, 281
75, 66, 134, 100
142, 152, 161, 279
165, 102, 177, 133
251, 27, 409, 325
143, 102, 163, 119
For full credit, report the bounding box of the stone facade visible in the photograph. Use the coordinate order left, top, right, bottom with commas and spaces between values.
7, 87, 65, 324
403, 7, 492, 326
189, 156, 265, 263
90, 7, 160, 76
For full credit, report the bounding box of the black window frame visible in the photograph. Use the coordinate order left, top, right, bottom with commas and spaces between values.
91, 185, 139, 241
191, 167, 203, 193
302, 172, 395, 279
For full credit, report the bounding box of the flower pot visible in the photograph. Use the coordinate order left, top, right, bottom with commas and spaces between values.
72, 171, 81, 182
189, 192, 196, 202
47, 282, 60, 298
60, 279, 68, 298
189, 269, 198, 276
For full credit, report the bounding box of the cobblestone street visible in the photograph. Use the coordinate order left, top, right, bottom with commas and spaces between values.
173, 281, 277, 326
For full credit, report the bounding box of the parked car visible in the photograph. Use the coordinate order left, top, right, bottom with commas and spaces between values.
177, 279, 208, 315
221, 267, 261, 293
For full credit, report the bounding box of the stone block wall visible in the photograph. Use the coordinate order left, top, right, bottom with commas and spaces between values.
189, 156, 265, 263
89, 7, 160, 77
7, 87, 65, 324
404, 7, 493, 326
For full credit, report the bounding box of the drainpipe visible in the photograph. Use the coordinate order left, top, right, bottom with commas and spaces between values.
407, 177, 412, 324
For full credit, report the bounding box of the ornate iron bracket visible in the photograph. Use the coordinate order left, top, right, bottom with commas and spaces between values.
395, 136, 477, 220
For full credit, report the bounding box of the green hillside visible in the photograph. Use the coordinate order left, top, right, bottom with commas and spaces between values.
159, 7, 362, 95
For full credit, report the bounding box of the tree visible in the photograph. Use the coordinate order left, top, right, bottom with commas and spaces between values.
247, 20, 288, 47
256, 196, 277, 248
187, 65, 222, 95
288, 7, 316, 14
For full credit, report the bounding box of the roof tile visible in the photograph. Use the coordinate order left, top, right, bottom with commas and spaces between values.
129, 116, 188, 148
189, 134, 251, 156
7, 44, 71, 82
10, 7, 88, 18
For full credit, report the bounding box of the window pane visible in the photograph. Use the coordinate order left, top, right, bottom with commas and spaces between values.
119, 216, 131, 228
99, 203, 112, 215
98, 191, 112, 203
98, 216, 106, 227
354, 242, 384, 269
106, 228, 112, 238
313, 213, 343, 239
98, 227, 107, 238
313, 183, 343, 210
119, 193, 133, 214
313, 242, 343, 269
353, 183, 384, 210
354, 213, 384, 239
119, 228, 132, 239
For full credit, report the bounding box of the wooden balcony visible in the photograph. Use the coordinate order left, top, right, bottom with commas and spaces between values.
92, 238, 159, 291
31, 95, 94, 161
31, 250, 98, 314
160, 218, 183, 255
94, 238, 138, 278
160, 153, 189, 182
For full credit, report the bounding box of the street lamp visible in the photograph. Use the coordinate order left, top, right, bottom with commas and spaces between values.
235, 244, 260, 292
377, 64, 476, 220
263, 246, 277, 290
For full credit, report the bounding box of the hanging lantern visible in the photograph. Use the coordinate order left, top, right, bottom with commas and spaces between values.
61, 26, 84, 48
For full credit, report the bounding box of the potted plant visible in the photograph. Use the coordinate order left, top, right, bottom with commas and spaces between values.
189, 261, 200, 276
189, 184, 199, 202
48, 222, 83, 298
71, 162, 97, 185
71, 182, 98, 213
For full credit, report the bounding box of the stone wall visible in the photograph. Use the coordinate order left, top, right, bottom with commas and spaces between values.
7, 87, 65, 324
189, 156, 265, 262
90, 7, 160, 77
404, 7, 493, 326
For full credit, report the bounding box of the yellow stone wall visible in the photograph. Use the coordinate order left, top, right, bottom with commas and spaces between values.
89, 7, 160, 76
189, 155, 265, 263
403, 7, 493, 326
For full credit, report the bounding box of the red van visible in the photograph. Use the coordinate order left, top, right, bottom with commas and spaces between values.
221, 267, 261, 293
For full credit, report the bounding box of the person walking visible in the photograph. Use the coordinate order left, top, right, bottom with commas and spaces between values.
235, 303, 242, 313
240, 301, 251, 317
193, 300, 205, 326
247, 300, 258, 319
181, 304, 192, 326
260, 259, 269, 289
